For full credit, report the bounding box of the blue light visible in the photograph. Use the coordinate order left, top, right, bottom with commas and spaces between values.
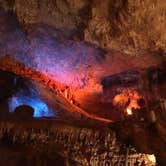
8, 93, 55, 118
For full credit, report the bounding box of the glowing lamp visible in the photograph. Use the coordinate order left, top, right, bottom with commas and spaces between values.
126, 108, 132, 115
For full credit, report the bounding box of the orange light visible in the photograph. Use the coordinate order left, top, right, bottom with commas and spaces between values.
70, 100, 73, 104
113, 89, 141, 116
126, 108, 132, 115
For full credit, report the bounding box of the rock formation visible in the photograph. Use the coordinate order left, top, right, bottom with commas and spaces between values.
0, 0, 165, 165
1, 0, 166, 55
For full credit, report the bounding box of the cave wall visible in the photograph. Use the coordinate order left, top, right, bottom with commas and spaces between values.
0, 2, 165, 91
0, 0, 165, 102
0, 120, 156, 166
0, 1, 165, 165
1, 0, 166, 55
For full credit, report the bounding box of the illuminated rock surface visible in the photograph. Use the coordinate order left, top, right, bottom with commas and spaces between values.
0, 1, 165, 165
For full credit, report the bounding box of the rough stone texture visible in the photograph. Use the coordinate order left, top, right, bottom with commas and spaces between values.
115, 113, 166, 165
1, 56, 165, 122
85, 0, 166, 55
0, 6, 164, 91
1, 0, 166, 55
0, 58, 165, 165
0, 120, 156, 166
0, 67, 101, 123
0, 55, 166, 121
0, 1, 165, 165
14, 0, 91, 40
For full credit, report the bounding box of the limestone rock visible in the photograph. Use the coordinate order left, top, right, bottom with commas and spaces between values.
1, 0, 165, 55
